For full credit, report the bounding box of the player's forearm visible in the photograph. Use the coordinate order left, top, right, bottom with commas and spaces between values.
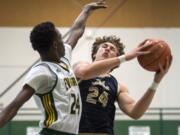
130, 89, 155, 119
79, 57, 120, 80
73, 7, 92, 29
65, 6, 95, 48
0, 103, 19, 128
71, 6, 93, 34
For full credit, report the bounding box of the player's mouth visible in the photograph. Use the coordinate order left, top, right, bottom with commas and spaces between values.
102, 52, 109, 58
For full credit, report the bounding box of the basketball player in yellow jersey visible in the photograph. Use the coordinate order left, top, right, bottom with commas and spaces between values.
0, 1, 107, 135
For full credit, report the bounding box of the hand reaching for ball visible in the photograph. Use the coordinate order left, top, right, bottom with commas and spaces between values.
137, 39, 172, 72
154, 54, 173, 83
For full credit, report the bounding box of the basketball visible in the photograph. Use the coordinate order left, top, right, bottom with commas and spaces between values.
137, 39, 172, 72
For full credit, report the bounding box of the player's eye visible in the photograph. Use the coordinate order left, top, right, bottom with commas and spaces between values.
110, 47, 116, 52
101, 44, 107, 48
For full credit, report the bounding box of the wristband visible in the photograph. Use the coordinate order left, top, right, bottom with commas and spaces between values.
118, 55, 126, 64
149, 81, 159, 91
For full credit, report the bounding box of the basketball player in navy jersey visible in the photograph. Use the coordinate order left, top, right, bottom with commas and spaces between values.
73, 36, 172, 135
0, 1, 107, 135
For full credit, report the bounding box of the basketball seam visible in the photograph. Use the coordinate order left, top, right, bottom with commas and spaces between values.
144, 44, 168, 70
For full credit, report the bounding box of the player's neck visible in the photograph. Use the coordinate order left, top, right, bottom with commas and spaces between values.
41, 53, 60, 63
41, 56, 60, 63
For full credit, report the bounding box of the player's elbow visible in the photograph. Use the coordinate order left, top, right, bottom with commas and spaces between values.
131, 115, 141, 120
129, 113, 143, 120
75, 69, 91, 80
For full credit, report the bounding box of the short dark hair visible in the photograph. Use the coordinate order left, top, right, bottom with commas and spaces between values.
30, 21, 57, 53
91, 35, 125, 61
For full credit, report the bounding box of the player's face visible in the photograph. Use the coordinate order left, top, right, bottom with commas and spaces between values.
94, 42, 118, 61
55, 30, 65, 58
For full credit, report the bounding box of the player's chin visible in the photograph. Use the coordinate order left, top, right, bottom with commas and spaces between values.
102, 56, 109, 60
102, 54, 110, 59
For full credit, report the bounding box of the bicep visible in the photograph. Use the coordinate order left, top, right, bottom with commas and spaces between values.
73, 61, 90, 78
13, 85, 35, 107
117, 83, 135, 115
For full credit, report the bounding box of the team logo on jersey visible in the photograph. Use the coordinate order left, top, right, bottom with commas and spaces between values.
92, 79, 110, 91
64, 77, 78, 90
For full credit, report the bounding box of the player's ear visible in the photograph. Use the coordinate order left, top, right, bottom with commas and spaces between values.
92, 54, 96, 61
53, 41, 58, 49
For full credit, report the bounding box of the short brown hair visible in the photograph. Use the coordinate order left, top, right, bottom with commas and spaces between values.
91, 35, 125, 61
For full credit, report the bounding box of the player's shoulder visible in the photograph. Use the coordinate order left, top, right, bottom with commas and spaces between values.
119, 82, 128, 92
73, 61, 91, 68
117, 81, 129, 96
74, 60, 90, 65
29, 62, 53, 76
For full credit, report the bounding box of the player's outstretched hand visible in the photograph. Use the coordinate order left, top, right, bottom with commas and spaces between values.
84, 0, 107, 11
154, 55, 173, 83
125, 39, 157, 61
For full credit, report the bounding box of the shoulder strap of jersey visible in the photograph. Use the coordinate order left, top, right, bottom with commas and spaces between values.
109, 74, 120, 97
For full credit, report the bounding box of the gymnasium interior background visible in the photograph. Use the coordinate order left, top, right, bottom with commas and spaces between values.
0, 0, 180, 135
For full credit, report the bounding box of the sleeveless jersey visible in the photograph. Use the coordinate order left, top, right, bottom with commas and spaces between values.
79, 75, 118, 135
23, 44, 82, 134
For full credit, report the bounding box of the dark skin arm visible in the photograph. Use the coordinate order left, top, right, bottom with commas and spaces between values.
0, 84, 35, 128
65, 0, 107, 49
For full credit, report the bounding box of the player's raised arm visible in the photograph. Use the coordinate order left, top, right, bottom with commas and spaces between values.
65, 0, 107, 49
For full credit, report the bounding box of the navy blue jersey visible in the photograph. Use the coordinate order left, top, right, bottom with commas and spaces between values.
79, 75, 118, 135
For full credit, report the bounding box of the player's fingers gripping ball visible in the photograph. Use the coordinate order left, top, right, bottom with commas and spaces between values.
137, 39, 172, 72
